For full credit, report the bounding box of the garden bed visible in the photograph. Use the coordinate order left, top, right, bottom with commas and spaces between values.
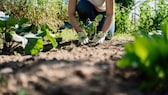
0, 38, 167, 95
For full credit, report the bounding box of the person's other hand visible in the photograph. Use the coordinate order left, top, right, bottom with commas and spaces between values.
92, 31, 106, 44
77, 32, 89, 45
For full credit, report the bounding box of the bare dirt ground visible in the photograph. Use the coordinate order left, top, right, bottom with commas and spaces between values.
0, 38, 166, 95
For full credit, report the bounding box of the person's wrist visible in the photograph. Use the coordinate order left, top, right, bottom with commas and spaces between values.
75, 26, 83, 32
76, 29, 83, 32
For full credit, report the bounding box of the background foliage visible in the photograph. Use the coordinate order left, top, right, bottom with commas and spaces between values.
115, 3, 135, 33
0, 13, 60, 55
115, 0, 134, 9
117, 0, 168, 91
117, 22, 168, 91
0, 0, 68, 29
138, 0, 168, 33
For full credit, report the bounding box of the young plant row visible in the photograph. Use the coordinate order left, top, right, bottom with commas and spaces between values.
0, 11, 62, 55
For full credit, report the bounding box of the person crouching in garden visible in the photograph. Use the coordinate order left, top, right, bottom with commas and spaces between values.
68, 0, 115, 45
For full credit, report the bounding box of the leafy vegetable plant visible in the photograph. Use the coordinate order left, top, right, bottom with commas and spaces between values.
0, 11, 61, 55
117, 23, 168, 90
80, 15, 102, 40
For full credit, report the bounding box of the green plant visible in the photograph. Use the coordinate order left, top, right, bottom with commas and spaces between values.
17, 88, 27, 95
115, 4, 135, 33
115, 0, 134, 9
83, 19, 97, 40
138, 0, 168, 33
0, 11, 60, 55
117, 23, 168, 90
0, 12, 19, 54
80, 15, 103, 40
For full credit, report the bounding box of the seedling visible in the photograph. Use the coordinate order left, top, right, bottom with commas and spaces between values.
80, 15, 103, 40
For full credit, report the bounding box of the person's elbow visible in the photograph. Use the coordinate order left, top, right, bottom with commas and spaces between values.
106, 13, 114, 20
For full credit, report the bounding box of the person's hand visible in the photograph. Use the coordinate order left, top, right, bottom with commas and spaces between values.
92, 31, 106, 44
77, 32, 89, 45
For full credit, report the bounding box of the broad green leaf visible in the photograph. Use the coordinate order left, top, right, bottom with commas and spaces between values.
161, 23, 168, 41
117, 58, 130, 68
37, 30, 46, 37
17, 88, 27, 95
155, 66, 165, 79
10, 31, 28, 48
134, 37, 149, 62
6, 16, 18, 29
84, 20, 97, 39
157, 39, 168, 56
46, 29, 57, 48
117, 53, 140, 68
0, 20, 5, 28
37, 24, 49, 37
24, 37, 43, 55
24, 33, 41, 38
124, 43, 134, 53
95, 15, 103, 22
37, 29, 57, 48
18, 17, 29, 26
41, 24, 49, 32
15, 24, 34, 34
38, 24, 58, 48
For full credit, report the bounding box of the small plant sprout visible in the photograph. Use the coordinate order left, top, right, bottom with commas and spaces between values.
80, 15, 103, 40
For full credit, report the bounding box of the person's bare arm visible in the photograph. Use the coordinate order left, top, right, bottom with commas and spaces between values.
68, 0, 83, 32
101, 0, 115, 33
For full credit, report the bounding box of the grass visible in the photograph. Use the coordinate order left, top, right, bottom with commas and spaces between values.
60, 29, 134, 42
0, 0, 68, 30
112, 32, 134, 41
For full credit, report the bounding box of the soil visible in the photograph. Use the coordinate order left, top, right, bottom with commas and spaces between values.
0, 39, 167, 95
